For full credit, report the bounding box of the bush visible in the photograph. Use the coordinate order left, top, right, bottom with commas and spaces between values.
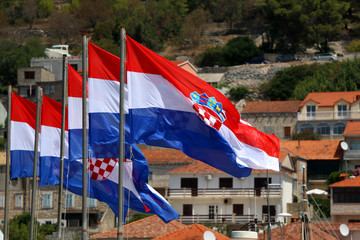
228, 86, 250, 100
195, 36, 262, 67
346, 39, 360, 52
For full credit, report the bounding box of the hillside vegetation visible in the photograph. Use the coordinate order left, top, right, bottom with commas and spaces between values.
2, 0, 360, 99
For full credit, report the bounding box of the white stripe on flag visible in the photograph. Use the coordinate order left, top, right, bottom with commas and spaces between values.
127, 72, 193, 111
40, 125, 69, 158
10, 121, 38, 151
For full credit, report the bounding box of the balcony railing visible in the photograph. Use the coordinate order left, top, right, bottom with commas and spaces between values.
344, 150, 360, 160
297, 111, 360, 121
166, 187, 281, 198
179, 213, 255, 224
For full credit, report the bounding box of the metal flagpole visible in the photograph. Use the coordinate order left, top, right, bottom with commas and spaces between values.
4, 85, 11, 240
267, 169, 271, 240
57, 54, 67, 240
117, 27, 126, 240
81, 33, 88, 240
30, 86, 42, 240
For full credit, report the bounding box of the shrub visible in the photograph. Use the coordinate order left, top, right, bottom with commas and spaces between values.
346, 39, 360, 52
228, 86, 250, 100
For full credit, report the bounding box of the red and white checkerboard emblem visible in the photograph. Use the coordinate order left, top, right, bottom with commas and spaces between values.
87, 158, 118, 181
193, 103, 222, 130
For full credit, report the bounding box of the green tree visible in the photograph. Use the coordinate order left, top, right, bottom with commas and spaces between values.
211, 0, 243, 32
180, 8, 210, 46
308, 197, 330, 218
0, 38, 45, 86
228, 86, 250, 100
23, 0, 37, 29
37, 0, 55, 18
312, 0, 349, 52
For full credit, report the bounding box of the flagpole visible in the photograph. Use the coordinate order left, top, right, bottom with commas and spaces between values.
81, 32, 88, 240
57, 54, 67, 240
117, 27, 126, 240
30, 86, 42, 240
4, 85, 11, 240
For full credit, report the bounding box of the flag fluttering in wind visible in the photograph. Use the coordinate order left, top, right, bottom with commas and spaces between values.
68, 64, 178, 223
10, 92, 39, 179
87, 39, 279, 179
39, 95, 68, 186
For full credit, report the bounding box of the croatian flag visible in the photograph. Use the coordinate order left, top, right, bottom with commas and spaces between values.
71, 62, 178, 223
68, 63, 86, 161
10, 92, 39, 179
39, 95, 68, 186
126, 36, 280, 175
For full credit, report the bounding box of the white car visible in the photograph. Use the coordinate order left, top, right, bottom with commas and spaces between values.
311, 53, 337, 61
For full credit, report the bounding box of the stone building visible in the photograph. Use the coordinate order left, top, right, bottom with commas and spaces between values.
241, 101, 302, 140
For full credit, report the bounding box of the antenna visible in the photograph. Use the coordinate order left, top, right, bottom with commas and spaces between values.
341, 141, 349, 151
203, 231, 216, 240
340, 224, 349, 237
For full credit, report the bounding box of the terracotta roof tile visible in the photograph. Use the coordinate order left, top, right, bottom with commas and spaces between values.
153, 223, 231, 240
258, 222, 337, 240
241, 101, 302, 113
90, 215, 186, 239
168, 160, 224, 174
142, 149, 195, 164
280, 140, 342, 160
300, 91, 360, 107
344, 121, 360, 135
330, 175, 360, 187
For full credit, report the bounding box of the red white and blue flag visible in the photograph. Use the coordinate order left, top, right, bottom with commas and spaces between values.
71, 62, 178, 223
39, 95, 68, 186
88, 38, 279, 179
126, 36, 279, 176
10, 92, 39, 179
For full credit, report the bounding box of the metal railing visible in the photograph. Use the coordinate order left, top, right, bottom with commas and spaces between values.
166, 187, 282, 198
297, 111, 360, 121
179, 213, 255, 224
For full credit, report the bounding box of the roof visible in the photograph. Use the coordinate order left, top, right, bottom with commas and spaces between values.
153, 223, 231, 240
197, 73, 225, 83
330, 175, 360, 187
344, 121, 360, 135
172, 60, 198, 73
241, 101, 302, 113
141, 149, 195, 164
168, 160, 224, 174
90, 215, 186, 239
280, 140, 342, 160
258, 222, 337, 240
300, 91, 360, 107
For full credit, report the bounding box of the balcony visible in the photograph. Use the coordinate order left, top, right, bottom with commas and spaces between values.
344, 150, 360, 160
297, 111, 360, 121
179, 213, 255, 224
165, 187, 282, 198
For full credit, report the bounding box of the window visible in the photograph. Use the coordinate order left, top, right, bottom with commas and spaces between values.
333, 188, 360, 203
316, 123, 330, 135
350, 140, 360, 150
233, 204, 244, 215
88, 198, 96, 208
24, 71, 35, 79
183, 204, 192, 216
338, 105, 347, 117
306, 105, 316, 118
300, 124, 314, 132
15, 194, 23, 208
0, 195, 4, 208
219, 178, 233, 188
42, 193, 52, 208
65, 193, 74, 208
262, 205, 276, 221
333, 123, 346, 135
181, 178, 198, 196
254, 178, 271, 196
284, 127, 291, 137
209, 205, 218, 219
